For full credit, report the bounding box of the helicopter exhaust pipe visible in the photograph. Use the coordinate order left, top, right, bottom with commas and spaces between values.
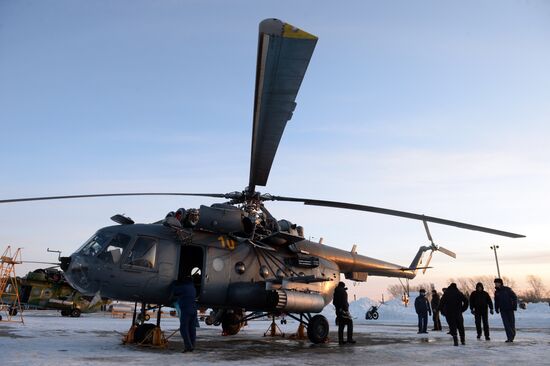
272, 289, 325, 313
226, 284, 325, 313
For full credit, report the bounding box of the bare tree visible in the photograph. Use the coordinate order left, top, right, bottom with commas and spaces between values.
387, 282, 433, 298
521, 275, 548, 302
387, 284, 404, 298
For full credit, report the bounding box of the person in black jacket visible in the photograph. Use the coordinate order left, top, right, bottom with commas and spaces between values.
414, 289, 432, 333
431, 289, 442, 331
173, 277, 198, 352
439, 283, 469, 346
333, 282, 356, 345
494, 278, 518, 342
469, 282, 494, 340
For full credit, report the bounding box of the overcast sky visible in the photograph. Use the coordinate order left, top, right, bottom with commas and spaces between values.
1, 0, 549, 299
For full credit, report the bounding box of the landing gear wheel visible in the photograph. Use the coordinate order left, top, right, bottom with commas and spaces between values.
137, 313, 150, 322
134, 323, 157, 344
8, 307, 18, 316
307, 315, 329, 344
221, 310, 243, 336
70, 308, 81, 317
365, 312, 372, 320
371, 311, 379, 320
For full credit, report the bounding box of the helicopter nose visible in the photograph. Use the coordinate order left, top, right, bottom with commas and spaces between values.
60, 256, 71, 271
62, 254, 99, 295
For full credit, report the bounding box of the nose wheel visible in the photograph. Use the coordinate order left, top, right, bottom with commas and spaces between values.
123, 302, 167, 347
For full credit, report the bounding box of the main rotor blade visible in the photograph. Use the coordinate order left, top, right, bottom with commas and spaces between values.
423, 220, 434, 244
248, 19, 318, 191
268, 196, 525, 238
437, 246, 457, 259
0, 193, 228, 204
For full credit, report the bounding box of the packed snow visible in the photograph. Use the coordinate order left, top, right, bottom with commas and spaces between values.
1, 296, 549, 366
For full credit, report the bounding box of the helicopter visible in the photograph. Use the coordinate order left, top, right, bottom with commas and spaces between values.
1, 267, 110, 318
0, 19, 524, 344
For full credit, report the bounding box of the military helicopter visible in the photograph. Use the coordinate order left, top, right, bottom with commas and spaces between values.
0, 19, 524, 344
1, 267, 109, 318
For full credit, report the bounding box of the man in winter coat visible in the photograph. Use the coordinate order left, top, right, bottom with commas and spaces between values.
439, 283, 469, 346
333, 281, 356, 345
173, 277, 198, 352
431, 289, 442, 331
414, 289, 432, 333
494, 278, 518, 342
469, 282, 494, 340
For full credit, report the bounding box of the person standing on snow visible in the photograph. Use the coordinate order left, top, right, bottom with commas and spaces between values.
494, 278, 518, 343
414, 289, 431, 334
173, 277, 198, 352
431, 289, 442, 331
439, 283, 469, 346
333, 281, 356, 345
469, 282, 494, 340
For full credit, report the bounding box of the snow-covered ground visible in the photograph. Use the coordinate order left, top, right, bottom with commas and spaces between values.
1, 298, 549, 366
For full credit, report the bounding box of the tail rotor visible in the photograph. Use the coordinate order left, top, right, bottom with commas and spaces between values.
422, 219, 456, 274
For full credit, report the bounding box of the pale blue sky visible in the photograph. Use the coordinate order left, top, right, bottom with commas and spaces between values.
1, 1, 549, 297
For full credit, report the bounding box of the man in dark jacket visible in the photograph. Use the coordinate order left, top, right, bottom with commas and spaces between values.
173, 277, 198, 352
439, 283, 469, 346
333, 281, 355, 345
469, 282, 494, 340
431, 289, 442, 331
494, 278, 518, 342
414, 289, 432, 333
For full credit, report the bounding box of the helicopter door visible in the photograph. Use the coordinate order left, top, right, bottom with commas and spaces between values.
178, 245, 204, 296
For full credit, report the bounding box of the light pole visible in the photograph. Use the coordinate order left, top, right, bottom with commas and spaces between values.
490, 245, 501, 278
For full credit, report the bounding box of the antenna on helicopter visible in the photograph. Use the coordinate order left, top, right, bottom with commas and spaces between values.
47, 248, 62, 262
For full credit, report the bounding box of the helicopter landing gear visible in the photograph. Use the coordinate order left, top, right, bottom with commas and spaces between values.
123, 302, 167, 347
307, 315, 329, 344
137, 313, 150, 322
221, 309, 244, 336
8, 306, 18, 317
60, 307, 80, 317
286, 313, 329, 344
70, 308, 81, 317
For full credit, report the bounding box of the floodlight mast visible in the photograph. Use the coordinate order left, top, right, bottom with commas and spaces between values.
490, 245, 501, 278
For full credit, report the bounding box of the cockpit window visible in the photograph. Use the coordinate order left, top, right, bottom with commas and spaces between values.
124, 236, 157, 269
78, 233, 111, 257
97, 233, 131, 264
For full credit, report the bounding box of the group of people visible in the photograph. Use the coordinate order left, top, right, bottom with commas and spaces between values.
414, 278, 518, 346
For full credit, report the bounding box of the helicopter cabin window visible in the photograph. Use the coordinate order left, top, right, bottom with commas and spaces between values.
124, 236, 157, 269
78, 233, 111, 257
97, 233, 131, 264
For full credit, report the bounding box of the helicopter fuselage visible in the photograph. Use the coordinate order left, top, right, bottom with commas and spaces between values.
61, 221, 344, 313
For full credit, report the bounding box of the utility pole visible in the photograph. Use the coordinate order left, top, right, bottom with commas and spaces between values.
490, 245, 501, 278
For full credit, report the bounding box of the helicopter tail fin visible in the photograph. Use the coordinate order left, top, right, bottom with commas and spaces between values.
406, 246, 431, 275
